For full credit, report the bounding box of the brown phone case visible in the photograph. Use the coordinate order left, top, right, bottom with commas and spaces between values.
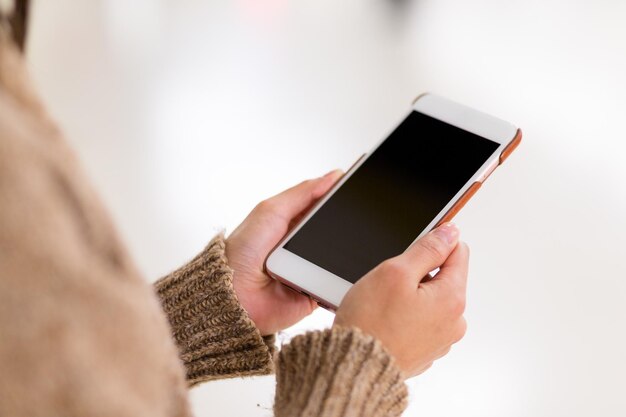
436, 128, 522, 226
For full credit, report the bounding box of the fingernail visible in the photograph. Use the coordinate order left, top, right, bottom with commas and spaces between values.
322, 169, 342, 179
432, 222, 459, 245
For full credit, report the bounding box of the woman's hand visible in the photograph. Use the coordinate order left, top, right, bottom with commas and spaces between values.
334, 223, 469, 377
226, 170, 343, 336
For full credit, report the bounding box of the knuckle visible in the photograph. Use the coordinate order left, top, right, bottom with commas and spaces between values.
302, 179, 320, 193
452, 318, 467, 343
299, 179, 314, 189
418, 236, 448, 261
378, 258, 408, 277
255, 199, 276, 214
435, 346, 451, 360
418, 362, 433, 375
448, 292, 467, 316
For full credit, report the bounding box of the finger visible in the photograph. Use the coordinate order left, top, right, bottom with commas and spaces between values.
287, 170, 344, 230
433, 346, 451, 360
279, 283, 319, 314
287, 198, 323, 230
399, 223, 460, 281
259, 169, 343, 223
428, 241, 469, 294
412, 361, 433, 377
452, 316, 468, 343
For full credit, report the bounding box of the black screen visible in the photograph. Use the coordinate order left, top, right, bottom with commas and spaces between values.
284, 111, 499, 283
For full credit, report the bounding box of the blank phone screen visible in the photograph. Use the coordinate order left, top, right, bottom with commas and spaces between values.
284, 111, 499, 283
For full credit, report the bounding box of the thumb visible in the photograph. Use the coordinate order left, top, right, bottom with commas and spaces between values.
428, 241, 469, 294
400, 223, 460, 280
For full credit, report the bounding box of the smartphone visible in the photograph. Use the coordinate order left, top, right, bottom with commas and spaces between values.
265, 93, 522, 310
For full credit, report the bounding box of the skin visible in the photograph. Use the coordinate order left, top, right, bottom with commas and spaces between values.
226, 172, 469, 376
335, 223, 468, 377
226, 170, 344, 335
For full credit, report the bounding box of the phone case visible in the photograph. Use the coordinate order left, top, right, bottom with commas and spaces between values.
436, 129, 522, 226
264, 103, 522, 310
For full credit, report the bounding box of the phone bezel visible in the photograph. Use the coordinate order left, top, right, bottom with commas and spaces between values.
265, 93, 520, 310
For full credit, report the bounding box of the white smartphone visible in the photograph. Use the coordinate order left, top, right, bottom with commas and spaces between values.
265, 93, 522, 310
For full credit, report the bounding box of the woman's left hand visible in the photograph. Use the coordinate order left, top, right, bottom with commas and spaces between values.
226, 170, 343, 335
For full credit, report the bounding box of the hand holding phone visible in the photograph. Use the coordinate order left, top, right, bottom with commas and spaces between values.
266, 93, 521, 309
226, 171, 344, 335
334, 222, 468, 377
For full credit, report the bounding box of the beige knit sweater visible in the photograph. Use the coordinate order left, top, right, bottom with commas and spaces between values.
0, 26, 408, 417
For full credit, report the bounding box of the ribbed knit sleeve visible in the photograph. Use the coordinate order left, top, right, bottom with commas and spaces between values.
274, 326, 408, 417
154, 234, 275, 385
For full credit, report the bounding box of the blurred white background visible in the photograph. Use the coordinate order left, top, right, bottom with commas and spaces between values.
26, 0, 626, 416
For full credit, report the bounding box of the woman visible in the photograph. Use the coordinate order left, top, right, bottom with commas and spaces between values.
0, 2, 468, 416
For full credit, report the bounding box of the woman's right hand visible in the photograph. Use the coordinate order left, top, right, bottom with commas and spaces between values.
334, 223, 469, 378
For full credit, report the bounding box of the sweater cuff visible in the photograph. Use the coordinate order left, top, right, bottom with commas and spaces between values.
154, 234, 274, 385
275, 326, 408, 417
